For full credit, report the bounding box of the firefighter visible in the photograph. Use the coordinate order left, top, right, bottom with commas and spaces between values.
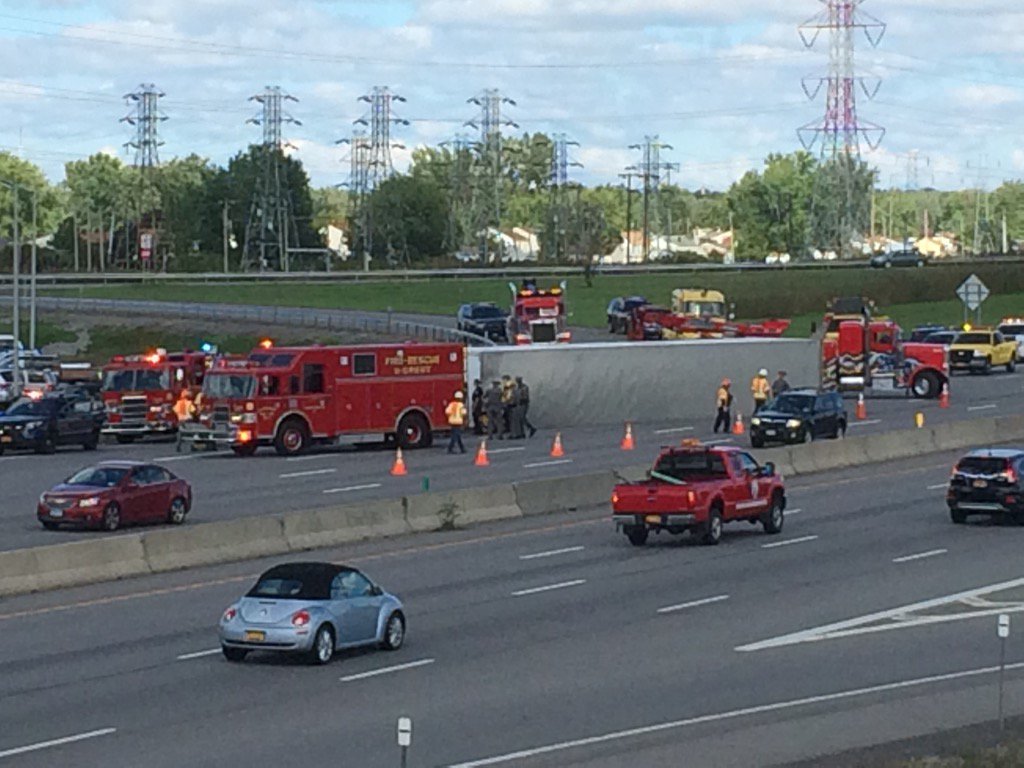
751, 368, 770, 414
173, 389, 194, 453
714, 378, 733, 434
445, 391, 467, 455
485, 380, 504, 440
771, 370, 791, 399
500, 375, 515, 438
516, 376, 536, 438
471, 379, 484, 435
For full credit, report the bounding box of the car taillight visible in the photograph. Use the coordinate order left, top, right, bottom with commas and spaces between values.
222, 607, 237, 622
292, 610, 310, 627
687, 490, 697, 506
1002, 469, 1018, 484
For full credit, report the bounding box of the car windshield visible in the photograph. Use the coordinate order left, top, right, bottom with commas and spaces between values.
203, 373, 256, 399
5, 399, 52, 416
682, 301, 725, 317
102, 368, 171, 392
768, 394, 815, 414
472, 306, 504, 319
65, 466, 128, 487
653, 451, 729, 481
956, 333, 992, 345
999, 324, 1024, 336
925, 333, 955, 344
956, 456, 1012, 475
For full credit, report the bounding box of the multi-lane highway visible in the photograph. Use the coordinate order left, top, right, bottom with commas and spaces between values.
1, 448, 1022, 766
2, 369, 1022, 551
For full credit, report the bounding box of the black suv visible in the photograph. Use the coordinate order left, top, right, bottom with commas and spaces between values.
456, 303, 508, 343
947, 449, 1024, 525
750, 389, 847, 447
0, 394, 105, 455
607, 296, 648, 334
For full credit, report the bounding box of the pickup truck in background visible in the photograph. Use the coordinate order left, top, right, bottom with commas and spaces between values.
611, 442, 786, 546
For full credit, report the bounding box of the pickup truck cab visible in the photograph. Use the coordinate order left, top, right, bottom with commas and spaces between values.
612, 442, 786, 546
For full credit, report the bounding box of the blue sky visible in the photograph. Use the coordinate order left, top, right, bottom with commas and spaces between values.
0, 0, 1021, 191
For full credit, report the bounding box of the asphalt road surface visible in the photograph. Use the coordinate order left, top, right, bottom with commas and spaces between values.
2, 369, 1022, 552
1, 448, 1022, 767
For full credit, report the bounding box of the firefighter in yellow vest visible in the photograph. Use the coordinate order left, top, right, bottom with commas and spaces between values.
173, 389, 195, 452
714, 379, 733, 434
751, 368, 771, 414
445, 391, 467, 454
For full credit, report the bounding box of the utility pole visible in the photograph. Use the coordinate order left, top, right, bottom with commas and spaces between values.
466, 89, 517, 262
222, 200, 231, 273
243, 86, 302, 272
1002, 213, 1008, 255
122, 84, 166, 270
29, 188, 37, 350
618, 172, 636, 264
2, 180, 22, 398
549, 134, 582, 261
72, 211, 80, 272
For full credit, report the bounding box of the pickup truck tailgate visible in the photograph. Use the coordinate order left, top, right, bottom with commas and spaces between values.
613, 483, 689, 513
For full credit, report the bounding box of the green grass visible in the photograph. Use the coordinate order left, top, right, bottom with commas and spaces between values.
0, 319, 77, 348
49, 262, 1024, 329
900, 740, 1024, 767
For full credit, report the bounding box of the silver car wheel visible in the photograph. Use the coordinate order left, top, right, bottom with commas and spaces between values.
387, 615, 404, 649
315, 627, 333, 664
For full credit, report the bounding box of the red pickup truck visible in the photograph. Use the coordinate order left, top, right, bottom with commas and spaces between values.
612, 443, 786, 546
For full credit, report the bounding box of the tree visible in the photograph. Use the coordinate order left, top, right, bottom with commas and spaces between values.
365, 175, 447, 265
808, 154, 876, 256
0, 152, 63, 270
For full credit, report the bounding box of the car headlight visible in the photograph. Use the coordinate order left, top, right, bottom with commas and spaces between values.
78, 497, 101, 508
973, 350, 985, 357
786, 419, 802, 428
751, 417, 761, 426
25, 420, 44, 431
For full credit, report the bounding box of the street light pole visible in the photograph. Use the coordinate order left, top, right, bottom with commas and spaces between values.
30, 188, 37, 350
9, 181, 21, 399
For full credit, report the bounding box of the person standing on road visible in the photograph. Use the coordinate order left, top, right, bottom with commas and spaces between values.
751, 368, 771, 414
173, 389, 194, 453
485, 380, 504, 440
771, 370, 791, 399
714, 379, 733, 434
471, 379, 484, 435
445, 391, 467, 454
508, 379, 526, 439
516, 376, 537, 438
500, 375, 515, 439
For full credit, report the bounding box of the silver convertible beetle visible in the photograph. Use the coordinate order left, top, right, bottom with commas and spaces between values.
219, 562, 406, 665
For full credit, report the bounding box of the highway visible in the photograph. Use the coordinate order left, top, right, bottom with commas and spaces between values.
2, 369, 1022, 552
1, 448, 1022, 766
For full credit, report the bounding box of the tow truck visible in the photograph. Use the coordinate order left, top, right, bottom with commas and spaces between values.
100, 349, 211, 442
611, 440, 786, 546
821, 297, 949, 399
507, 281, 570, 345
625, 287, 790, 340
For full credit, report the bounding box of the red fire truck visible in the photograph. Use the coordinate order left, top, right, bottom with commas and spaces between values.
507, 281, 571, 345
184, 342, 466, 456
101, 350, 211, 442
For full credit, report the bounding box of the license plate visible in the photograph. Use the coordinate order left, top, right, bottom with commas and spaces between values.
244, 630, 266, 642
48, 508, 64, 518
765, 430, 777, 436
973, 479, 988, 488
645, 514, 661, 524
0, 435, 11, 443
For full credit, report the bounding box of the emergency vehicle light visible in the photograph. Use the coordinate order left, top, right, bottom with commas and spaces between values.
259, 338, 274, 349
963, 323, 972, 332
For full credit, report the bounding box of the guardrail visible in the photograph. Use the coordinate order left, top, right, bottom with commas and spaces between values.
0, 296, 496, 347
3, 255, 1024, 287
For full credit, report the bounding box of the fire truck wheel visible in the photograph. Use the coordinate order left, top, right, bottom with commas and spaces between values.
397, 412, 432, 450
115, 435, 137, 445
274, 418, 311, 456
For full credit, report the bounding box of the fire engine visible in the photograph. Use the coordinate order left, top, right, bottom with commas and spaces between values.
184, 342, 465, 456
507, 281, 571, 345
820, 299, 948, 399
101, 350, 211, 442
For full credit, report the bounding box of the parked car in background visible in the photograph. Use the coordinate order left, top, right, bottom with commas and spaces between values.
607, 296, 649, 334
37, 460, 192, 531
750, 389, 847, 447
909, 324, 950, 343
923, 330, 959, 346
456, 302, 509, 343
0, 393, 104, 454
870, 250, 927, 268
997, 318, 1024, 361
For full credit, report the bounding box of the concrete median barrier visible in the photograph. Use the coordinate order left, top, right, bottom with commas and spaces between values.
282, 499, 407, 551
143, 516, 289, 572
514, 471, 618, 516
403, 486, 522, 533
0, 535, 149, 596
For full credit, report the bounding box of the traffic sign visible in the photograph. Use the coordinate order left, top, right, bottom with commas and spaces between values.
397, 717, 412, 747
998, 613, 1010, 639
956, 274, 990, 312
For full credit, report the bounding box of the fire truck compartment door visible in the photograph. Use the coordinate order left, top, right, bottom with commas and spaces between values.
336, 380, 372, 431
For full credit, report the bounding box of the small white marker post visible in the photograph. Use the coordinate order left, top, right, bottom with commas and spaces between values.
998, 613, 1010, 732
397, 716, 412, 768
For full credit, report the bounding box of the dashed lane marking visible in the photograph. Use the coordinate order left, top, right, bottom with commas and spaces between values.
654, 427, 695, 435
177, 648, 222, 661
762, 535, 819, 550
657, 594, 730, 614
322, 483, 383, 495
512, 579, 586, 597
892, 549, 948, 564
519, 546, 585, 561
523, 459, 574, 469
279, 468, 337, 479
340, 658, 435, 682
0, 728, 118, 760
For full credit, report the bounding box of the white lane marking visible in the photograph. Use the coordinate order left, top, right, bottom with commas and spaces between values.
512, 579, 586, 597
737, 575, 1024, 652
710, 437, 735, 444
279, 468, 337, 479
322, 483, 383, 495
176, 648, 222, 661
654, 426, 694, 435
340, 658, 435, 682
893, 549, 948, 564
847, 419, 882, 427
927, 483, 948, 490
445, 662, 1024, 768
488, 447, 526, 455
154, 453, 220, 462
286, 454, 338, 463
519, 546, 585, 561
786, 508, 803, 516
968, 404, 997, 412
0, 728, 118, 760
657, 594, 730, 614
523, 459, 574, 469
762, 535, 818, 550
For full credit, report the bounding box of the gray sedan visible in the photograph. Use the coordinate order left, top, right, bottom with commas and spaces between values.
219, 562, 406, 665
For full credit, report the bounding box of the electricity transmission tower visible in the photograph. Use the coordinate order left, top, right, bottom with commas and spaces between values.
548, 134, 582, 261
627, 136, 675, 261
799, 0, 885, 258
466, 89, 517, 260
338, 130, 372, 267
357, 86, 408, 189
242, 86, 301, 272
439, 133, 480, 256
121, 84, 167, 268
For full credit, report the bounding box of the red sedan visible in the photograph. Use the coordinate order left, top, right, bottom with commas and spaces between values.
38, 460, 193, 531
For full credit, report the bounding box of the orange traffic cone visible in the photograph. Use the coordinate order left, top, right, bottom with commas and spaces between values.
939, 383, 950, 409
474, 440, 490, 467
732, 414, 745, 435
551, 432, 565, 458
620, 422, 635, 451
390, 447, 408, 476
856, 393, 867, 420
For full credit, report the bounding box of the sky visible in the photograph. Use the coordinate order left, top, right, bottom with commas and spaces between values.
0, 0, 1021, 191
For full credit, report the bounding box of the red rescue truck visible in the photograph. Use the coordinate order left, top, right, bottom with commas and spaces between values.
100, 350, 211, 442
185, 342, 465, 456
507, 281, 571, 345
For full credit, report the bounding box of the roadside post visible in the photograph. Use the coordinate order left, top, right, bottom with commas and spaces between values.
998, 613, 1010, 732
956, 274, 989, 327
397, 716, 412, 768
